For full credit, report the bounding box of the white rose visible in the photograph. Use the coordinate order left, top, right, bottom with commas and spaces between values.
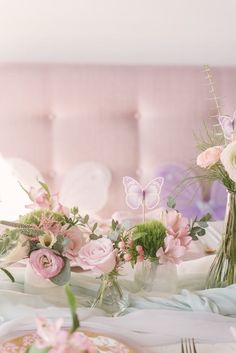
0, 234, 30, 267
221, 141, 236, 182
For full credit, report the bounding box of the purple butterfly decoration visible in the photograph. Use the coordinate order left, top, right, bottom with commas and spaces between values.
218, 113, 236, 140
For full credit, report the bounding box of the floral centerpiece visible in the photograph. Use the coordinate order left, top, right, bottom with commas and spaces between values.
120, 209, 193, 291
193, 65, 236, 288
76, 219, 130, 316
0, 181, 89, 288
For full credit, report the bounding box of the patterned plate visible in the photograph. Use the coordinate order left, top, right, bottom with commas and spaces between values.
0, 330, 137, 353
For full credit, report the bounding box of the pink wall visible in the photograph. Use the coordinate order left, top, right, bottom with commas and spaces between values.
0, 65, 236, 216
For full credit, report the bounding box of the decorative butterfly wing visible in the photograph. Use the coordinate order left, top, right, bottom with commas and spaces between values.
143, 177, 164, 209
218, 114, 236, 140
123, 176, 143, 209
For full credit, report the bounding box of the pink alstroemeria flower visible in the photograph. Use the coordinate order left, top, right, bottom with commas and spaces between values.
35, 318, 98, 353
29, 248, 64, 279
156, 235, 186, 264
165, 209, 192, 247
26, 186, 69, 215
26, 186, 51, 209
35, 317, 68, 348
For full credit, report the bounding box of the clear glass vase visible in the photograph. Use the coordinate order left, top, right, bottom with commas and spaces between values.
24, 260, 67, 304
206, 190, 236, 288
134, 259, 158, 291
134, 259, 177, 294
92, 274, 129, 317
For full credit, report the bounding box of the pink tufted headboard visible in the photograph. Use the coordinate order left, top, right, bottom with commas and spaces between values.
0, 64, 236, 217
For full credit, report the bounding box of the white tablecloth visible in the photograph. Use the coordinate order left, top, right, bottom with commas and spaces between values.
1, 221, 236, 352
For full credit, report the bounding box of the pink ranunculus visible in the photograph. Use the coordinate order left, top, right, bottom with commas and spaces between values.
29, 249, 64, 279
196, 145, 223, 169
63, 226, 86, 261
77, 238, 117, 275
156, 235, 186, 264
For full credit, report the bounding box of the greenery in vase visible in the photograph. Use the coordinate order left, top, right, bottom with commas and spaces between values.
0, 181, 100, 285
132, 220, 166, 260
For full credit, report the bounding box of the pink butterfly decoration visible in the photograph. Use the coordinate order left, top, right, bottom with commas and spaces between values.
123, 176, 164, 210
218, 113, 236, 140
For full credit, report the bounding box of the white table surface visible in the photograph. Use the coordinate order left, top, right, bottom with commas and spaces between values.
1, 221, 236, 352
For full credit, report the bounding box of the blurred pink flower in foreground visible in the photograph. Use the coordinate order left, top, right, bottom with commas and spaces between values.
35, 317, 98, 353
156, 235, 186, 264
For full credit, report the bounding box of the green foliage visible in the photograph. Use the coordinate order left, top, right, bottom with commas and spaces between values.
132, 220, 166, 259
52, 235, 69, 253
50, 258, 71, 286
20, 209, 66, 226
0, 268, 15, 282
65, 284, 80, 333
190, 214, 211, 240
25, 346, 49, 353
167, 195, 176, 209
0, 228, 22, 256
38, 180, 51, 196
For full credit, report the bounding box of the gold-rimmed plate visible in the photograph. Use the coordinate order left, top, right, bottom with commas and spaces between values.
0, 330, 138, 353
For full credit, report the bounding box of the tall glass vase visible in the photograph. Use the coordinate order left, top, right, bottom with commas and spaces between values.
206, 190, 236, 288
92, 273, 129, 316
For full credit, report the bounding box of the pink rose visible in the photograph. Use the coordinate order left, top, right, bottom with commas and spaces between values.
197, 146, 223, 168
77, 238, 117, 275
156, 235, 186, 264
63, 226, 86, 261
29, 249, 64, 279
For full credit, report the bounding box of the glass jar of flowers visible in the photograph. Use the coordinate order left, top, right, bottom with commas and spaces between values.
0, 181, 93, 295
122, 209, 192, 293
77, 220, 130, 317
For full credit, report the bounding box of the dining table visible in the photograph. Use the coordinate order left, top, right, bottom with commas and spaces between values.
1, 221, 236, 353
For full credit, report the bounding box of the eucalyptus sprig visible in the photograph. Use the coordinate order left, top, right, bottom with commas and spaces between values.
189, 213, 212, 240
